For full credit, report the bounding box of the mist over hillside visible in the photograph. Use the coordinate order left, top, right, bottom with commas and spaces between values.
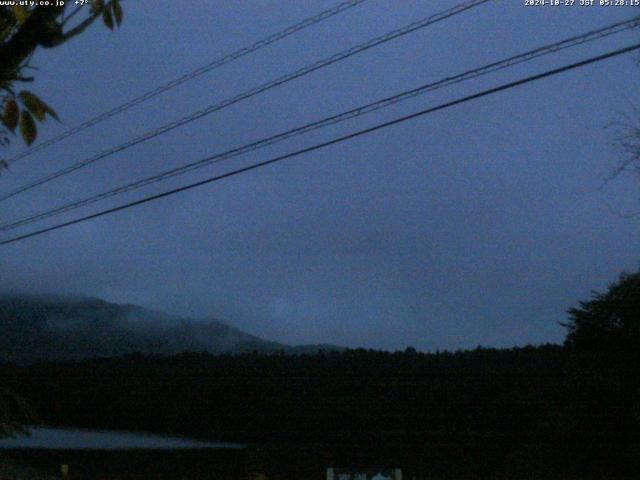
0, 295, 341, 363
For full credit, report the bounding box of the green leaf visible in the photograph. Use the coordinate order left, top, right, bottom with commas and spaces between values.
18, 91, 59, 122
43, 103, 59, 122
3, 99, 18, 132
102, 6, 114, 30
112, 0, 123, 26
18, 91, 45, 121
19, 110, 37, 146
10, 6, 29, 26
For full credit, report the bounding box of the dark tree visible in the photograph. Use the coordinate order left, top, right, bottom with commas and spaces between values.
0, 0, 123, 151
563, 270, 640, 351
0, 389, 34, 438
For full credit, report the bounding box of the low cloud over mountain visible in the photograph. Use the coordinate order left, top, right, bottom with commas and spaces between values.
0, 295, 341, 363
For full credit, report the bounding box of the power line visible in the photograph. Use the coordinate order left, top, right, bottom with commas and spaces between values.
2, 42, 638, 247
0, 0, 491, 203
2, 0, 370, 166
1, 15, 637, 232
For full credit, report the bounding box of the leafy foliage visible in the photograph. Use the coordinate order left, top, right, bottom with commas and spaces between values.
563, 270, 640, 351
0, 388, 35, 438
0, 1, 123, 150
0, 459, 56, 480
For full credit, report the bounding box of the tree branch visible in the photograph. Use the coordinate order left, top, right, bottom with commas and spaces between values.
61, 5, 83, 27
54, 8, 103, 46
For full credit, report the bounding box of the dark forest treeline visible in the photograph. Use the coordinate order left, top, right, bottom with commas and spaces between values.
1, 345, 639, 479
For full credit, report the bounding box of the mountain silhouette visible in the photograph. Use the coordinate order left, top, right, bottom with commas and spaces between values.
0, 294, 342, 363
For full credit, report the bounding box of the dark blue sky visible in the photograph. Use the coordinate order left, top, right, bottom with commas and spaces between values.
2, 0, 639, 350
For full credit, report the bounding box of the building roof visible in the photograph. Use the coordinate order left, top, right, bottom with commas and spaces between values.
0, 428, 244, 450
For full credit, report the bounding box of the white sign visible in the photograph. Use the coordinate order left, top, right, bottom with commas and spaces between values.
327, 468, 402, 480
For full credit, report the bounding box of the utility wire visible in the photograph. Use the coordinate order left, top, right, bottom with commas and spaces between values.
0, 0, 491, 203
2, 0, 370, 166
2, 42, 638, 247
1, 15, 638, 232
